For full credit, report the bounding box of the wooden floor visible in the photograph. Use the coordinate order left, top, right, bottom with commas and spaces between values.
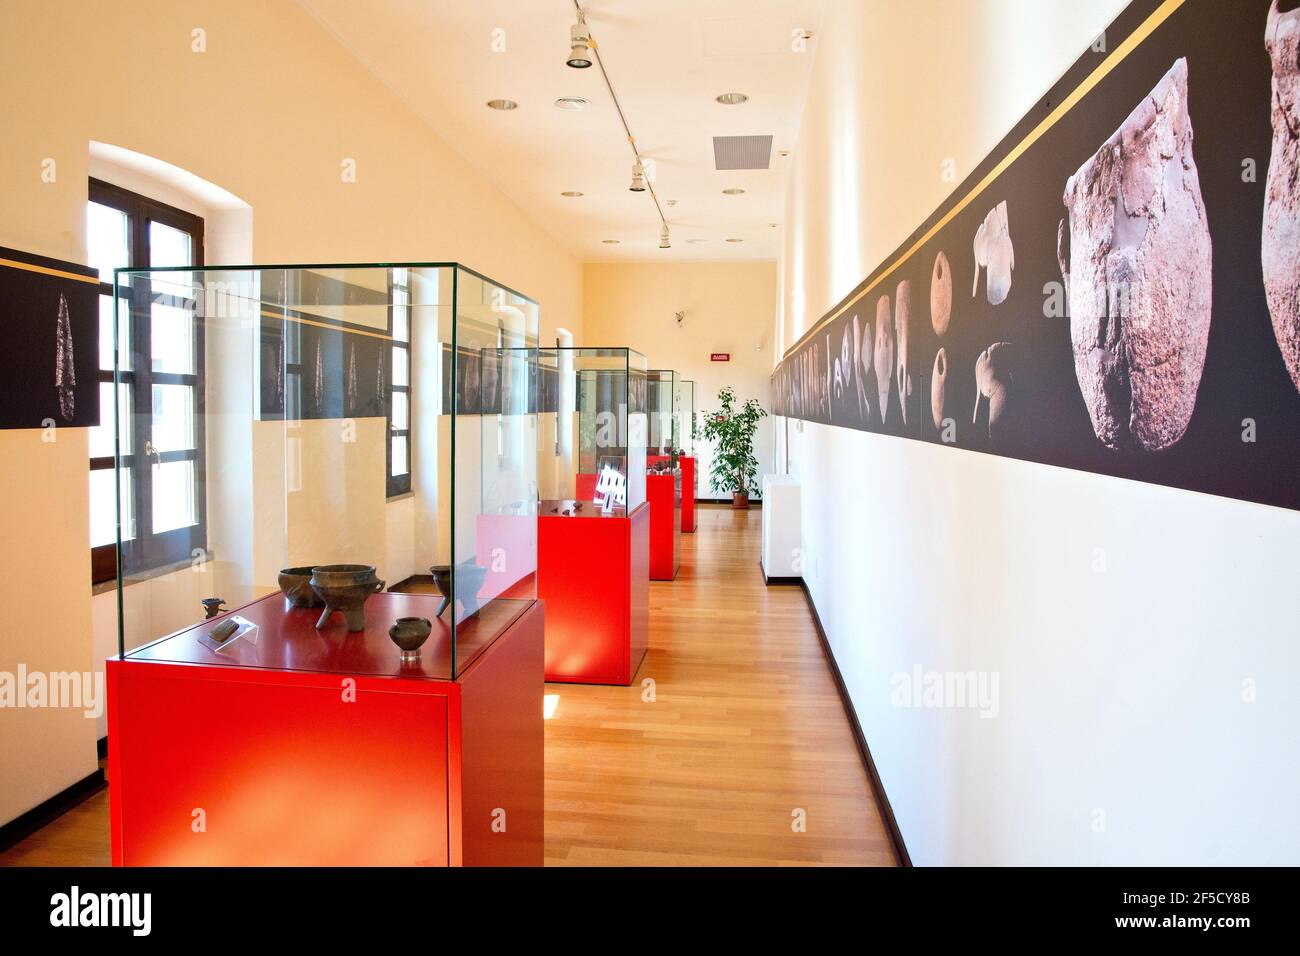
0, 505, 894, 867
544, 504, 894, 865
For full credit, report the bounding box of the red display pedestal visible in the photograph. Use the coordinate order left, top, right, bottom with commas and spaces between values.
647, 472, 681, 580
107, 593, 543, 866
680, 456, 696, 533
649, 455, 695, 533
537, 500, 649, 685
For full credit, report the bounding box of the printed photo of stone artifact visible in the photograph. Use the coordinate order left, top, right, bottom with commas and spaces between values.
972, 342, 1012, 438
931, 347, 947, 430
894, 279, 914, 425
874, 295, 894, 424
55, 293, 76, 421
931, 250, 952, 335
853, 313, 871, 421
1058, 57, 1212, 452
972, 201, 1014, 305
836, 324, 851, 406
1263, 0, 1300, 394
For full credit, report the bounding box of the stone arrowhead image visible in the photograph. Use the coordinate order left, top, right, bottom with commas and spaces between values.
55, 293, 76, 421
1058, 57, 1212, 451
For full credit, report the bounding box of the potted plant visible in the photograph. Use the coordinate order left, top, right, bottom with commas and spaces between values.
701, 386, 767, 509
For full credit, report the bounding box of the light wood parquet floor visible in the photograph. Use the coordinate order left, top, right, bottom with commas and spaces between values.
0, 505, 894, 867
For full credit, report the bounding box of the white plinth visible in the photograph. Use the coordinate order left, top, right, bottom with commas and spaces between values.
760, 473, 801, 582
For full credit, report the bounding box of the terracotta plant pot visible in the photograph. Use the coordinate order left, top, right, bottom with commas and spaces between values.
732, 491, 750, 510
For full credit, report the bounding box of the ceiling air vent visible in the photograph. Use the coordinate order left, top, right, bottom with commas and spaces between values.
713, 135, 773, 170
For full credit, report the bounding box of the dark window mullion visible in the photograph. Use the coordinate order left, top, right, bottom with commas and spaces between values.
150, 372, 197, 386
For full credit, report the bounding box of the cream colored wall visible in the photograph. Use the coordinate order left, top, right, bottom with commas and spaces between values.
582, 261, 777, 498
780, 0, 1300, 864
0, 0, 581, 826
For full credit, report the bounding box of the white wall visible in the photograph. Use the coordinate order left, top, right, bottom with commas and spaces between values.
780, 0, 1300, 864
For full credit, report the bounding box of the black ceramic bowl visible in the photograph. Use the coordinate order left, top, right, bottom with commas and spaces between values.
278, 566, 323, 608
310, 565, 384, 632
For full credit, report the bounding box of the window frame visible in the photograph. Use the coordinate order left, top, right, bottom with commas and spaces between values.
386, 267, 412, 498
88, 178, 207, 584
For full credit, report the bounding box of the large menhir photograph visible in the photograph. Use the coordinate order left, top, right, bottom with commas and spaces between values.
771, 0, 1300, 512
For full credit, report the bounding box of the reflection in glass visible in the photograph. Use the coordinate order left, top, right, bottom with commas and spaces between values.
89, 467, 133, 547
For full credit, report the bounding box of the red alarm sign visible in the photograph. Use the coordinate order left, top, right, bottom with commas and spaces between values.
710, 352, 731, 362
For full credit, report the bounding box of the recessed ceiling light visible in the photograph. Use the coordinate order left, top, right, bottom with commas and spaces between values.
768, 222, 779, 228
486, 99, 518, 110
722, 188, 745, 195
601, 239, 620, 244
778, 149, 792, 157
560, 191, 583, 197
554, 96, 589, 111
725, 238, 744, 243
716, 92, 749, 105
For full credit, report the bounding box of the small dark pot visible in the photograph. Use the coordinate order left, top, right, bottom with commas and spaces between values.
389, 616, 433, 662
732, 491, 750, 510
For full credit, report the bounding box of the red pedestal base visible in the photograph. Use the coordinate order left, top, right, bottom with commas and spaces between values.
107, 596, 544, 866
538, 500, 648, 685
680, 456, 696, 533
649, 455, 695, 534
647, 472, 681, 580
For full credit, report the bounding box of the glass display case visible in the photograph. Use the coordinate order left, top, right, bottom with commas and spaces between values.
646, 368, 677, 457
675, 379, 698, 530
111, 263, 540, 680
676, 379, 695, 459
536, 346, 647, 515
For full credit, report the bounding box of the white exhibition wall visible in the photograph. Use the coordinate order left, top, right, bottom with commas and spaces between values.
0, 0, 582, 828
779, 0, 1300, 864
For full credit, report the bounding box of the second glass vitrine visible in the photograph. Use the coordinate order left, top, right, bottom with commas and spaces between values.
646, 369, 677, 457
536, 347, 647, 514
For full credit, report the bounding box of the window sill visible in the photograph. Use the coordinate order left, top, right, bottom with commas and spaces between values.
91, 551, 215, 596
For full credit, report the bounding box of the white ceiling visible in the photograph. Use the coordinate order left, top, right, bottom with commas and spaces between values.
298, 0, 825, 261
